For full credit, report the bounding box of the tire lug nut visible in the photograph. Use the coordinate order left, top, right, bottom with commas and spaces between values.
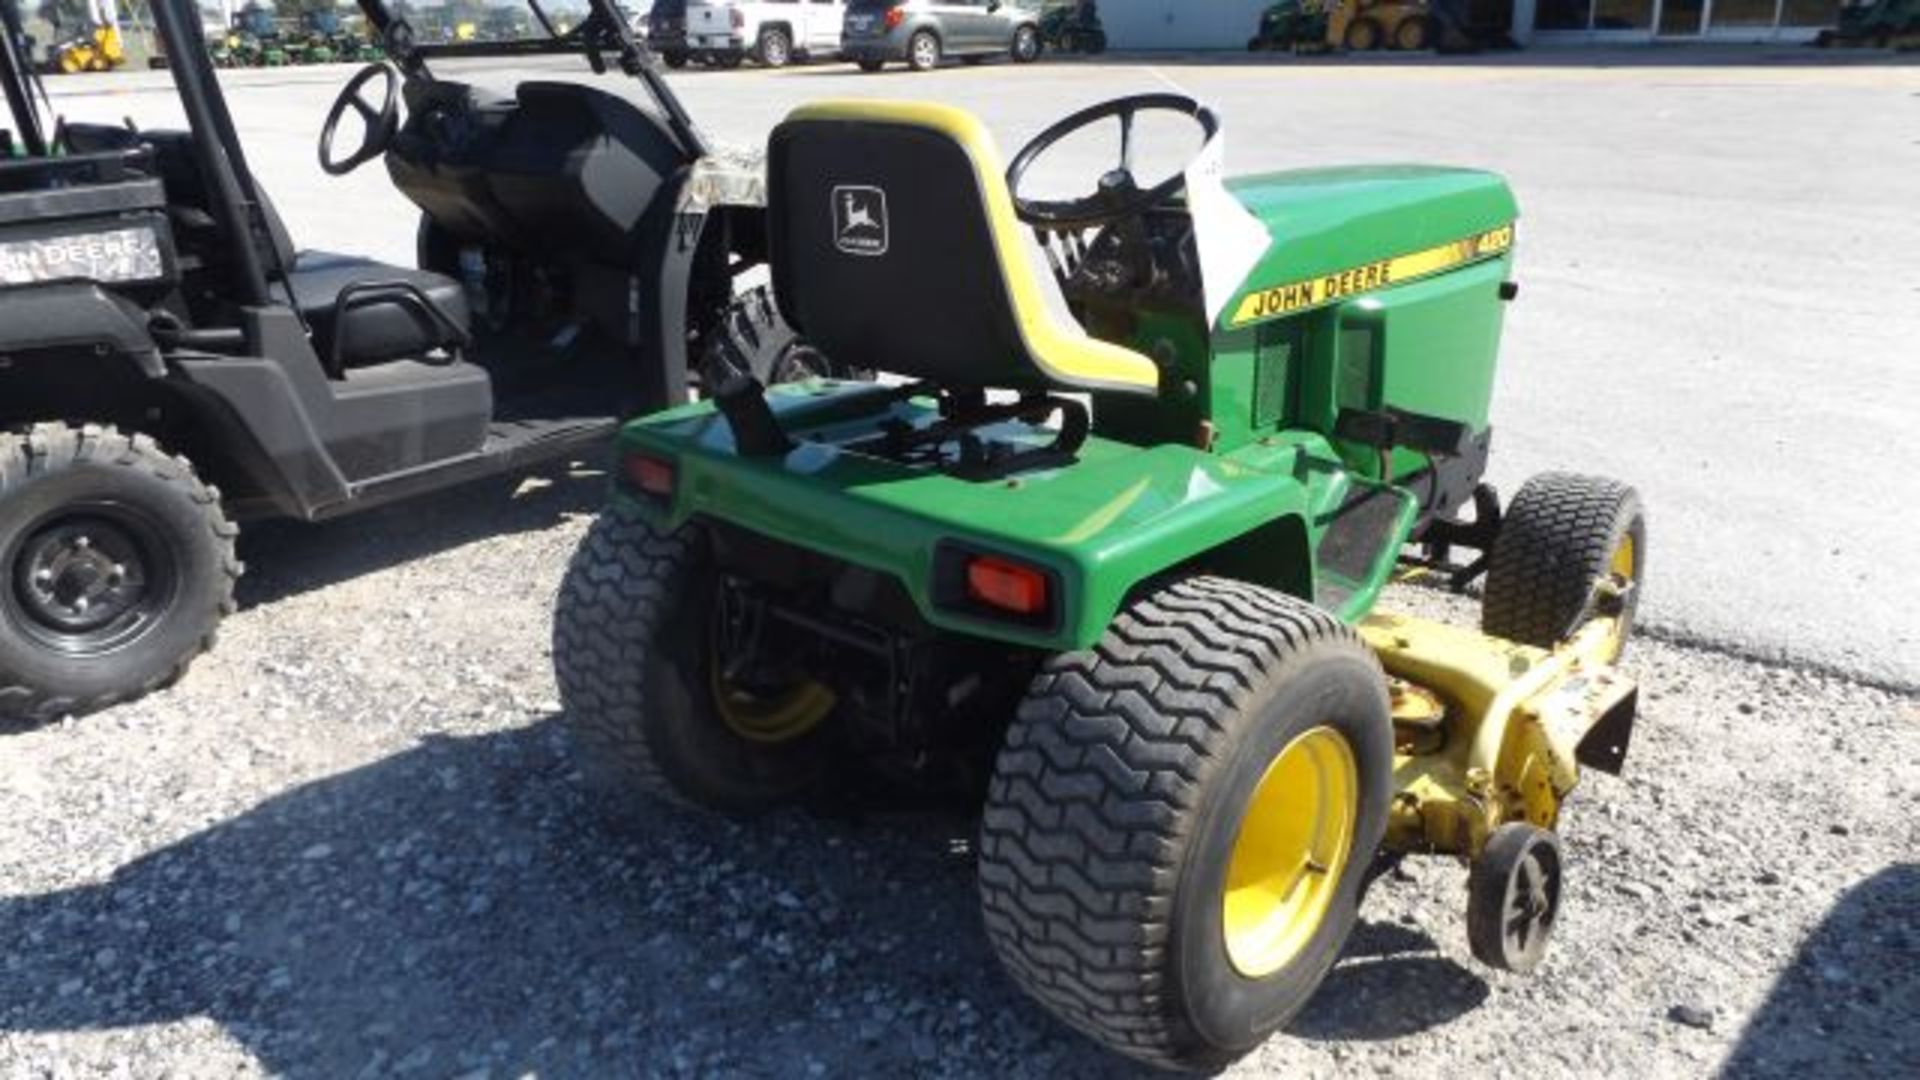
74, 536, 92, 550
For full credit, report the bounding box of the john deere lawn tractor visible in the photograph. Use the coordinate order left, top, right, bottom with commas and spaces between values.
555, 93, 1645, 1068
1039, 0, 1106, 54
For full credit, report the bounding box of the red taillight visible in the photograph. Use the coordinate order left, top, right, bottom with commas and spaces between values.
966, 556, 1049, 617
884, 7, 905, 29
731, 8, 745, 28
623, 452, 675, 498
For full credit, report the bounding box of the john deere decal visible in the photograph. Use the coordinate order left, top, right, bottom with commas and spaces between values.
1229, 224, 1514, 328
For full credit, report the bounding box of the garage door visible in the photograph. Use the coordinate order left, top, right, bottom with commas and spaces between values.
1098, 0, 1275, 49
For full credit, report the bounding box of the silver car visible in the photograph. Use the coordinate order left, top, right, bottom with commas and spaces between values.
842, 0, 1043, 73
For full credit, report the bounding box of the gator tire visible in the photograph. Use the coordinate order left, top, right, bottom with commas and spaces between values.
700, 285, 869, 388
978, 576, 1394, 1070
1481, 472, 1646, 658
553, 512, 821, 818
0, 423, 239, 726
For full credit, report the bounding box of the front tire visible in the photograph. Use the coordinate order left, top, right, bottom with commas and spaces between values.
553, 515, 824, 818
755, 27, 792, 67
0, 424, 238, 725
1344, 17, 1383, 51
979, 577, 1393, 1070
1393, 14, 1434, 50
1481, 472, 1646, 659
907, 30, 941, 72
1011, 24, 1041, 63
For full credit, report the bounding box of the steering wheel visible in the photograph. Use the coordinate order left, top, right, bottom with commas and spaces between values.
319, 63, 400, 177
1007, 94, 1220, 231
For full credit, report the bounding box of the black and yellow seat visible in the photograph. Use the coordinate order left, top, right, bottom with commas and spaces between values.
766, 101, 1160, 397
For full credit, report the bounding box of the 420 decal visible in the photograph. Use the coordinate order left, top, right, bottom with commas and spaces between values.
1228, 224, 1514, 329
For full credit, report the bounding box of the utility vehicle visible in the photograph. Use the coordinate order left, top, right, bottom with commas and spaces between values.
555, 93, 1646, 1068
0, 0, 821, 721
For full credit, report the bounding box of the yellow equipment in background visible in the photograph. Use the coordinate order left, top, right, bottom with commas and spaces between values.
1329, 0, 1439, 51
51, 21, 125, 73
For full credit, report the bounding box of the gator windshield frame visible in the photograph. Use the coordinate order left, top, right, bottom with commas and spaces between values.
356, 0, 708, 159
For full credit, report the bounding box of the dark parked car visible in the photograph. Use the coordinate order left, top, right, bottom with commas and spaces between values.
647, 0, 690, 66
841, 0, 1042, 72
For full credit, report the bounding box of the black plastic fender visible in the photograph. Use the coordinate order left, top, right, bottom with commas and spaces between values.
0, 282, 163, 376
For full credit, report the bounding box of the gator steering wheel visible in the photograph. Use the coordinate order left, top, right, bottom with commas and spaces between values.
1007, 94, 1220, 231
319, 63, 400, 177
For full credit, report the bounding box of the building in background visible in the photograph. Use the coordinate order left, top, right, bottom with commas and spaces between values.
1086, 0, 1848, 47
1512, 0, 1842, 40
1095, 0, 1273, 49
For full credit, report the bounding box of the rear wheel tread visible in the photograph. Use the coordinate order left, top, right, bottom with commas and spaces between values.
979, 576, 1385, 1069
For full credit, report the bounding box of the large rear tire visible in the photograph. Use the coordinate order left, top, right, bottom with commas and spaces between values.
979, 577, 1393, 1070
0, 424, 238, 725
1481, 472, 1646, 659
553, 514, 825, 818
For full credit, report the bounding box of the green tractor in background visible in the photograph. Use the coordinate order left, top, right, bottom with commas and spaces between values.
294, 8, 342, 62
1248, 0, 1333, 52
1815, 0, 1920, 48
554, 95, 1645, 1069
1039, 0, 1106, 54
212, 2, 290, 66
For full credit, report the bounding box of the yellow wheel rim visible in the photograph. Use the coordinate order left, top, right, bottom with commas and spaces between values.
1222, 726, 1359, 979
1602, 533, 1638, 658
708, 649, 835, 745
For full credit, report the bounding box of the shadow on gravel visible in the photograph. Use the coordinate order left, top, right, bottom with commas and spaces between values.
0, 713, 1498, 1075
1289, 919, 1489, 1041
234, 462, 607, 611
0, 719, 1153, 1077
1720, 863, 1919, 1079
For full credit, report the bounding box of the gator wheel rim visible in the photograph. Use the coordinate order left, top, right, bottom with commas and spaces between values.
1222, 726, 1358, 978
5, 506, 175, 657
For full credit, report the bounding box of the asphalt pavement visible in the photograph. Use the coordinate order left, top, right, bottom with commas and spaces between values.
40, 46, 1920, 688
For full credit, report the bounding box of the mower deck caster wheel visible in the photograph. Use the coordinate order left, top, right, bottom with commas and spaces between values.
1467, 823, 1563, 973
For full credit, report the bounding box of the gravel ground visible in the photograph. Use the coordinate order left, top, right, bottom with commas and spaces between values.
2, 465, 1914, 1078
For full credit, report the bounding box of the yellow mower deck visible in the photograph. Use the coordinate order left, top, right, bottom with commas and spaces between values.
1361, 611, 1637, 860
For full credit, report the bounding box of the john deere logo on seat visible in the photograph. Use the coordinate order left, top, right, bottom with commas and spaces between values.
832, 185, 888, 257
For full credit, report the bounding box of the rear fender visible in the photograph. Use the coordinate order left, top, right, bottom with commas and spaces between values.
0, 283, 163, 377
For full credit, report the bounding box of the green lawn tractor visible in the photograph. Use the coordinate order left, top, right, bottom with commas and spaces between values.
1815, 0, 1920, 48
1040, 0, 1107, 54
1248, 0, 1333, 52
554, 94, 1645, 1069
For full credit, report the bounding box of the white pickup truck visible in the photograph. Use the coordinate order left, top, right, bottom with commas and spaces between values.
684, 1, 847, 67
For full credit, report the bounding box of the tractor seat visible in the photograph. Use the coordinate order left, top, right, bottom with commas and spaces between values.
766, 101, 1159, 396
285, 252, 470, 370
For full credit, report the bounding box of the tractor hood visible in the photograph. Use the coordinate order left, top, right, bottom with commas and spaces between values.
1218, 165, 1518, 332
